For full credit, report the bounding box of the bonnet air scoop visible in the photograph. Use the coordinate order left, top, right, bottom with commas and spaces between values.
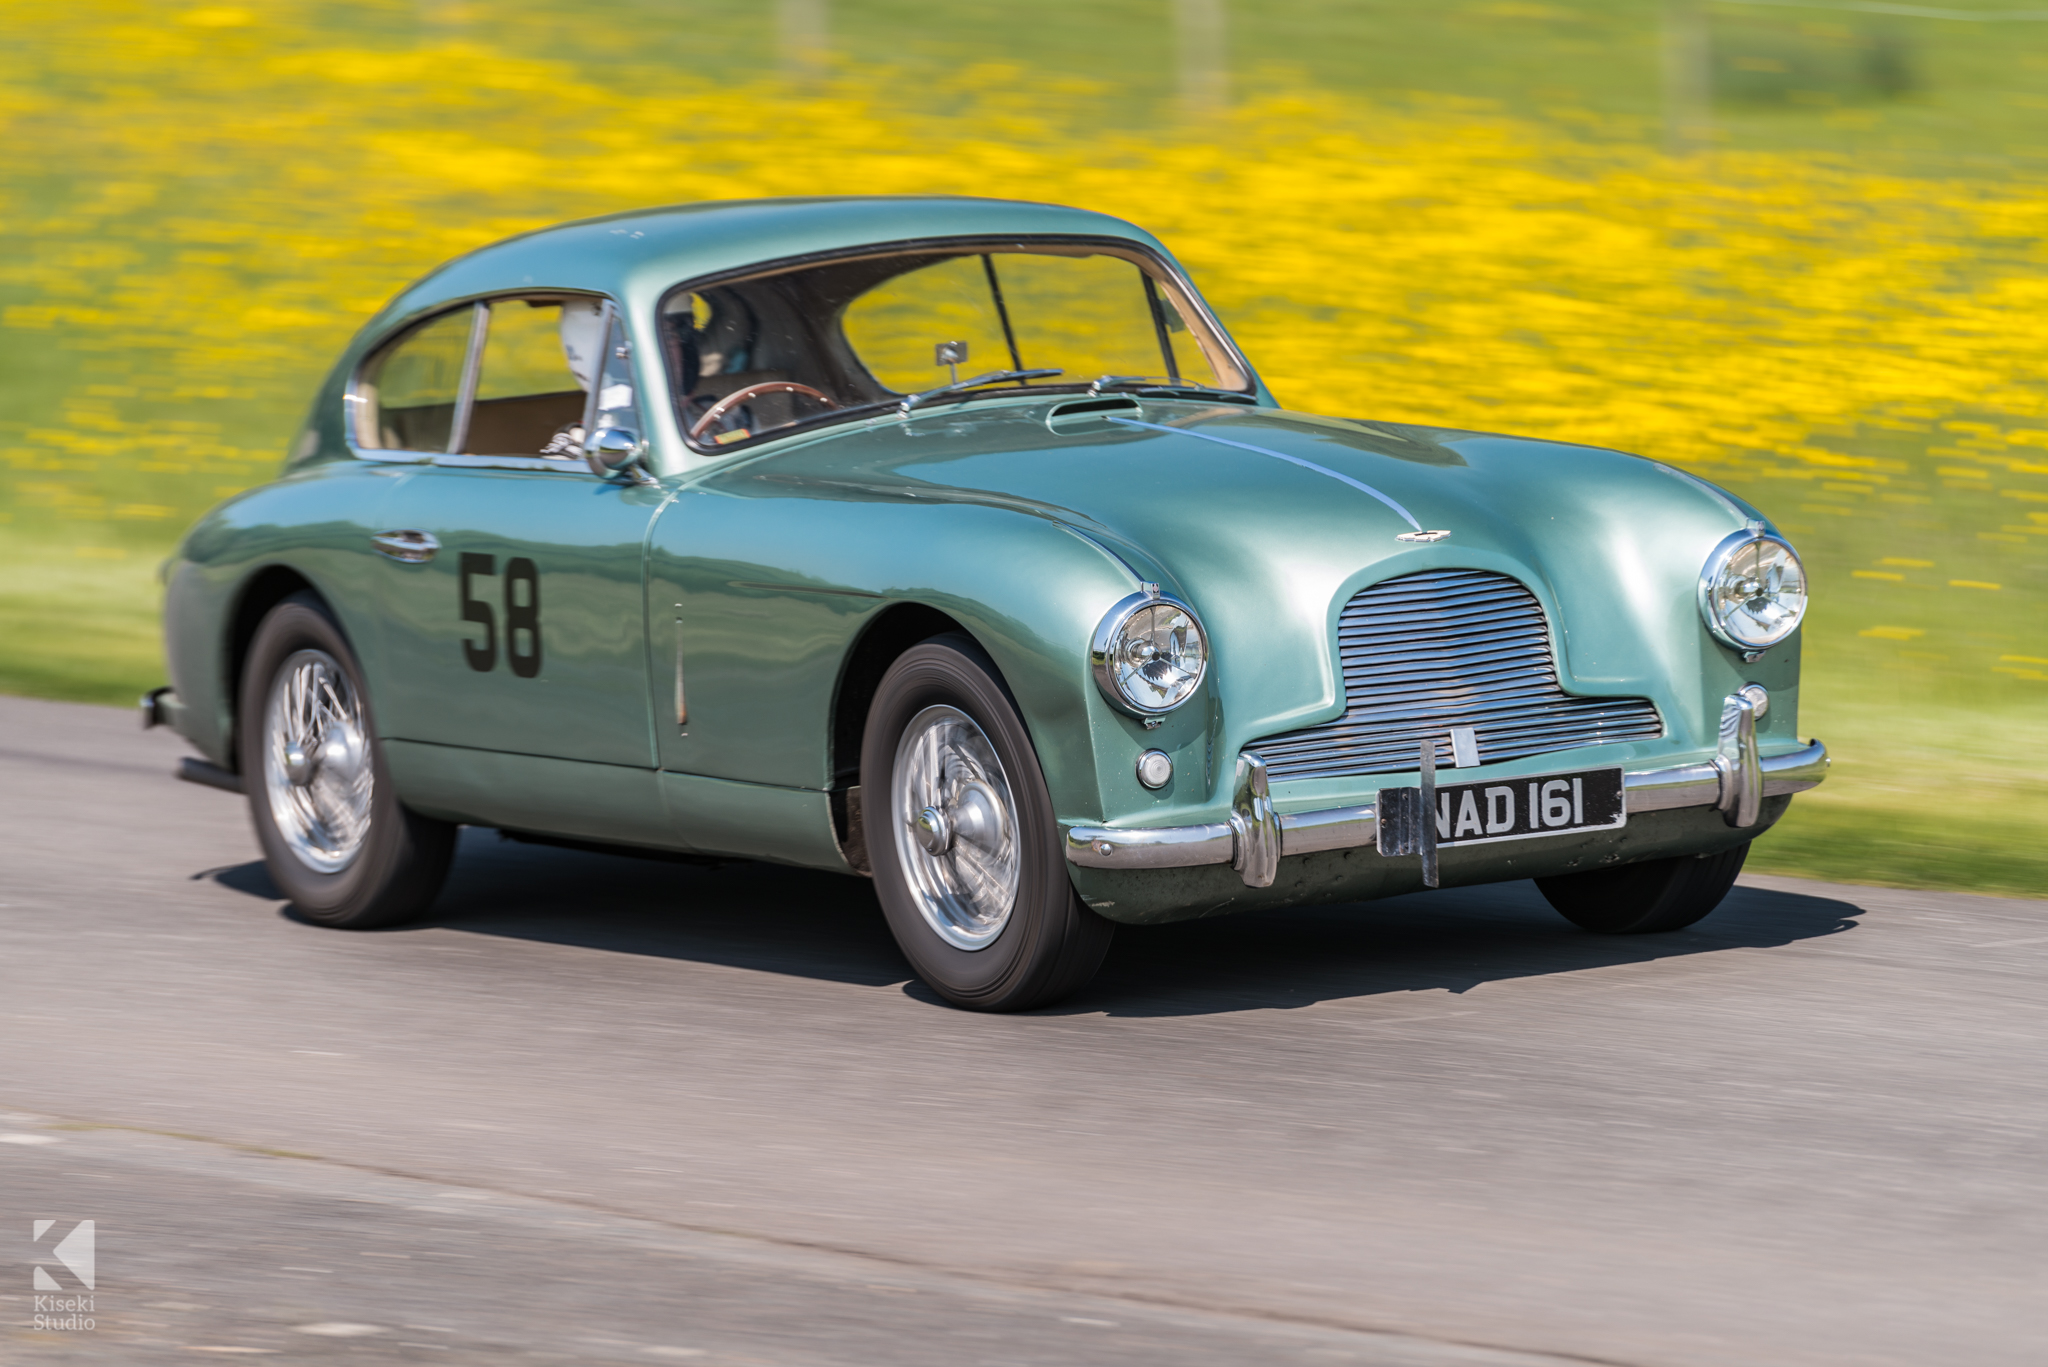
1045, 396, 1142, 432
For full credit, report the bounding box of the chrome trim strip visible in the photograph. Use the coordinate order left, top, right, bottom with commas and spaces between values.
446, 300, 490, 456
1063, 740, 1829, 879
1105, 416, 1424, 531
430, 454, 591, 473
579, 298, 613, 445
1053, 522, 1147, 589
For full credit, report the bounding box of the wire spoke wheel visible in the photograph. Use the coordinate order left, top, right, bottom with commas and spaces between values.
863, 635, 1113, 1010
262, 648, 374, 874
890, 704, 1021, 950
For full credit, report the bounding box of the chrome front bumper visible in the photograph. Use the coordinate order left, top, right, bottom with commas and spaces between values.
1065, 690, 1829, 889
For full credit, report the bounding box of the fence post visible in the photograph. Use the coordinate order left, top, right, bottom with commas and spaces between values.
1176, 0, 1228, 120
1663, 0, 1712, 155
779, 0, 829, 85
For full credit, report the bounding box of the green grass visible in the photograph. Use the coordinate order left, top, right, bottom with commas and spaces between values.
0, 529, 165, 706
1767, 729, 2048, 897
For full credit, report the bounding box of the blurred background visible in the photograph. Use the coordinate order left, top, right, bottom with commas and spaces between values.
2, 0, 2042, 893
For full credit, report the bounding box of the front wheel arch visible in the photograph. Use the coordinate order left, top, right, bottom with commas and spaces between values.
858, 633, 1112, 1010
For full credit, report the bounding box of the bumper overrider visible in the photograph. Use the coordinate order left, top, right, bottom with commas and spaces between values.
1066, 686, 1828, 889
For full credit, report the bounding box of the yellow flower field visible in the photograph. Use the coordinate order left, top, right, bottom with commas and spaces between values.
2, 1, 2043, 891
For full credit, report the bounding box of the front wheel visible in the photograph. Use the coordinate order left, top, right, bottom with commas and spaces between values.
861, 635, 1113, 1011
238, 593, 456, 928
1535, 843, 1749, 935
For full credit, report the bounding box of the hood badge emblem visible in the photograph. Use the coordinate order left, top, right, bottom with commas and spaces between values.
1396, 530, 1451, 543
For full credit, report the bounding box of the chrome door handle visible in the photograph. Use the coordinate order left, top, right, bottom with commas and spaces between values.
371, 529, 440, 563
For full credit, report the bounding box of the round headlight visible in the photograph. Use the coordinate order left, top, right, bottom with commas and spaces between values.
1091, 591, 1209, 716
1699, 526, 1807, 652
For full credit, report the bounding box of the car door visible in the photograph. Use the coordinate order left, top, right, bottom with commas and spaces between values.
359, 294, 666, 772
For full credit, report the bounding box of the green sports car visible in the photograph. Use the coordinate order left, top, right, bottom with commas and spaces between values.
147, 195, 1828, 1011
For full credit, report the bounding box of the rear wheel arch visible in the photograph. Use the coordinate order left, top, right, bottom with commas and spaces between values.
238, 589, 455, 927
224, 567, 337, 772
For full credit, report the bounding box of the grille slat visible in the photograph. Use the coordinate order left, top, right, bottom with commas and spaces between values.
1339, 651, 1555, 686
1255, 569, 1662, 782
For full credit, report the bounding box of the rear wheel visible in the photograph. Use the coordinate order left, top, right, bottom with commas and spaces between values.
238, 593, 455, 928
861, 635, 1113, 1011
1536, 843, 1749, 935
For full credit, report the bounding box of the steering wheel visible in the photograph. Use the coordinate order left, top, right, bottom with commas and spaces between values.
688, 381, 838, 441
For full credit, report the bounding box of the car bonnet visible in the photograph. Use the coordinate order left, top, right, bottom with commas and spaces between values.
713, 401, 1769, 713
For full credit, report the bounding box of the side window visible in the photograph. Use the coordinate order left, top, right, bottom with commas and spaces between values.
353, 308, 475, 453
464, 297, 603, 457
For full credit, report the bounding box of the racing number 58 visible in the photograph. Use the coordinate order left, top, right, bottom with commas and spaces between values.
458, 553, 542, 677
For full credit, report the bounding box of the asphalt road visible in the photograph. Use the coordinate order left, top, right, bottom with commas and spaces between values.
2, 695, 2044, 1367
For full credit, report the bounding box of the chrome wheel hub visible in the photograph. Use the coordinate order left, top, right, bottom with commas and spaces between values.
262, 649, 374, 874
891, 705, 1020, 951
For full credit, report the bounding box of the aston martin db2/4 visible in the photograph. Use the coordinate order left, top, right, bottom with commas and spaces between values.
148, 196, 1827, 1010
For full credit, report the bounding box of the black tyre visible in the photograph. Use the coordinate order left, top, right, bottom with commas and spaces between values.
1535, 843, 1749, 934
861, 634, 1114, 1011
238, 592, 456, 928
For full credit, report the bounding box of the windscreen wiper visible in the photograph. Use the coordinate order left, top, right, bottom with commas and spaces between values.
898, 369, 1064, 417
1086, 374, 1254, 402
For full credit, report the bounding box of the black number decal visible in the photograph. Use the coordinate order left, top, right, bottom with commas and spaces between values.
457, 554, 542, 677
459, 552, 497, 672
504, 557, 542, 678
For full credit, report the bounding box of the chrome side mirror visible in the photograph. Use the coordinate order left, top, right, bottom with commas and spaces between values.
585, 427, 652, 483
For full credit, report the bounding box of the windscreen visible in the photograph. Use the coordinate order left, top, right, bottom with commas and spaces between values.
659, 245, 1247, 449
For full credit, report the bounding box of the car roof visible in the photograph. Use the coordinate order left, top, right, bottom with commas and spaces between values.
373, 196, 1169, 334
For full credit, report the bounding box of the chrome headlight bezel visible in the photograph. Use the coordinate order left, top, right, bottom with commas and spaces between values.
1090, 590, 1210, 717
1698, 526, 1808, 653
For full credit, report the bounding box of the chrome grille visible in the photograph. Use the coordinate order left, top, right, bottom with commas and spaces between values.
1254, 569, 1662, 782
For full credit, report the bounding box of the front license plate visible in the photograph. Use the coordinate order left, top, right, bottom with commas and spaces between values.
1380, 766, 1625, 850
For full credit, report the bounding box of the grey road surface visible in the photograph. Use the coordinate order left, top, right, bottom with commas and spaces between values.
1, 695, 2044, 1366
